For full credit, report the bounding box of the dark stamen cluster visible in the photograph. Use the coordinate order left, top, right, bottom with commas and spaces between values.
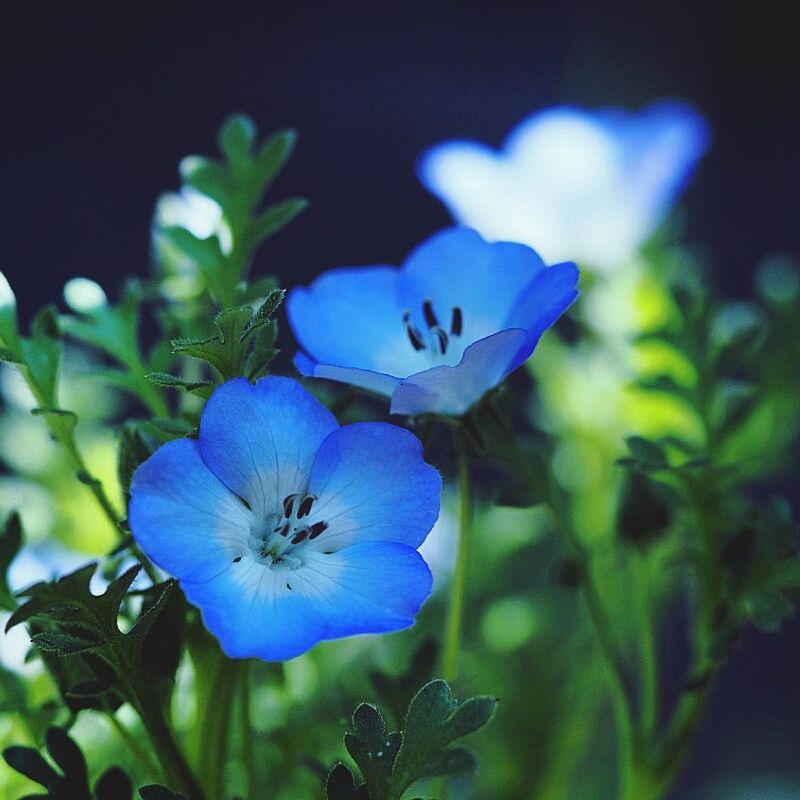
403, 299, 464, 354
276, 493, 328, 544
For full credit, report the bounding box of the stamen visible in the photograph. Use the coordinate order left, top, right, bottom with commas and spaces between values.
274, 522, 290, 537
309, 521, 328, 539
232, 556, 242, 563
451, 306, 463, 336
422, 299, 439, 329
432, 326, 449, 354
297, 495, 315, 518
403, 312, 425, 351
291, 529, 308, 544
283, 493, 298, 517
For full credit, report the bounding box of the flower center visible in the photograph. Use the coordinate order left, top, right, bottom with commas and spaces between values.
403, 299, 463, 357
246, 492, 329, 568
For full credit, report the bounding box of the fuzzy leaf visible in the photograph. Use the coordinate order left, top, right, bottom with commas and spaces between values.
94, 766, 133, 800
326, 764, 369, 800
623, 436, 669, 470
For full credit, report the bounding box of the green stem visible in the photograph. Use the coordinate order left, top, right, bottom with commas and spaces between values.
241, 660, 257, 800
132, 687, 206, 800
634, 552, 659, 741
22, 367, 161, 584
441, 428, 473, 683
105, 710, 164, 782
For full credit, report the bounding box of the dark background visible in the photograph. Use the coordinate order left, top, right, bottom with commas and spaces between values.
2, 2, 798, 796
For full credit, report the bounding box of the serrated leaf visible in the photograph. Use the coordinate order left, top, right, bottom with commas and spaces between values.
20, 306, 62, 405
30, 630, 104, 655
145, 372, 214, 393
393, 680, 497, 788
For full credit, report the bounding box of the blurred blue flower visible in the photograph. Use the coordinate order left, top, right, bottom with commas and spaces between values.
129, 376, 440, 661
419, 101, 709, 272
288, 227, 578, 416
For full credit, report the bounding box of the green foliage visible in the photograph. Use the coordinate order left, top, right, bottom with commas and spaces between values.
5, 564, 180, 707
0, 511, 22, 611
62, 283, 167, 415
163, 288, 284, 385
329, 679, 497, 800
159, 114, 307, 307
3, 726, 133, 800
720, 497, 800, 634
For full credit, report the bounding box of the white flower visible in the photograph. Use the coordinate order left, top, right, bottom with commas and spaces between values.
419, 101, 709, 272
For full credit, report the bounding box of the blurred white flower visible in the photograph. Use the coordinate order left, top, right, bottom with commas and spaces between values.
63, 277, 107, 314
154, 187, 232, 255
419, 101, 709, 272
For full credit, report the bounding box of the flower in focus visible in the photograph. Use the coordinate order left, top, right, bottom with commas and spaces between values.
419, 101, 709, 272
288, 227, 578, 416
129, 376, 440, 661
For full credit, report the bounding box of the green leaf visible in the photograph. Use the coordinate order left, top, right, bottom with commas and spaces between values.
326, 764, 369, 800
94, 766, 133, 800
3, 745, 60, 790
20, 306, 62, 406
138, 786, 189, 800
171, 294, 283, 381
248, 198, 308, 248
623, 435, 669, 471
616, 471, 676, 548
254, 128, 297, 189
743, 590, 794, 633
219, 114, 257, 165
0, 511, 23, 611
30, 630, 104, 656
179, 155, 231, 207
393, 680, 496, 786
145, 372, 214, 394
118, 417, 193, 498
345, 703, 400, 800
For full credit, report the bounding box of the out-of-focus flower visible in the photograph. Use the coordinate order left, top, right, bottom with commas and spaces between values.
288, 227, 578, 416
419, 101, 709, 272
129, 377, 440, 661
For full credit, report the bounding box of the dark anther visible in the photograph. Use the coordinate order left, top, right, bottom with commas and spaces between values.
232, 556, 242, 563
286, 583, 292, 590
283, 493, 298, 517
433, 327, 449, 354
238, 495, 252, 511
291, 529, 308, 545
451, 306, 463, 336
297, 495, 315, 518
403, 312, 425, 351
422, 299, 439, 329
274, 522, 290, 537
309, 521, 328, 539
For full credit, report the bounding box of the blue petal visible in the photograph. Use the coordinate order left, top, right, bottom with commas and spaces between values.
129, 438, 252, 583
298, 542, 433, 638
287, 266, 419, 377
390, 328, 530, 416
199, 377, 338, 518
306, 422, 441, 551
181, 561, 326, 661
399, 227, 546, 341
504, 261, 580, 337
182, 541, 432, 660
294, 352, 400, 398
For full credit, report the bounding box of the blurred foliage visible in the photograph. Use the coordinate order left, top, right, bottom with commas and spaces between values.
1, 111, 798, 800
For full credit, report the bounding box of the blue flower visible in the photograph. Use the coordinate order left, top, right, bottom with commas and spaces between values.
129, 376, 440, 661
418, 101, 709, 272
288, 227, 579, 416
